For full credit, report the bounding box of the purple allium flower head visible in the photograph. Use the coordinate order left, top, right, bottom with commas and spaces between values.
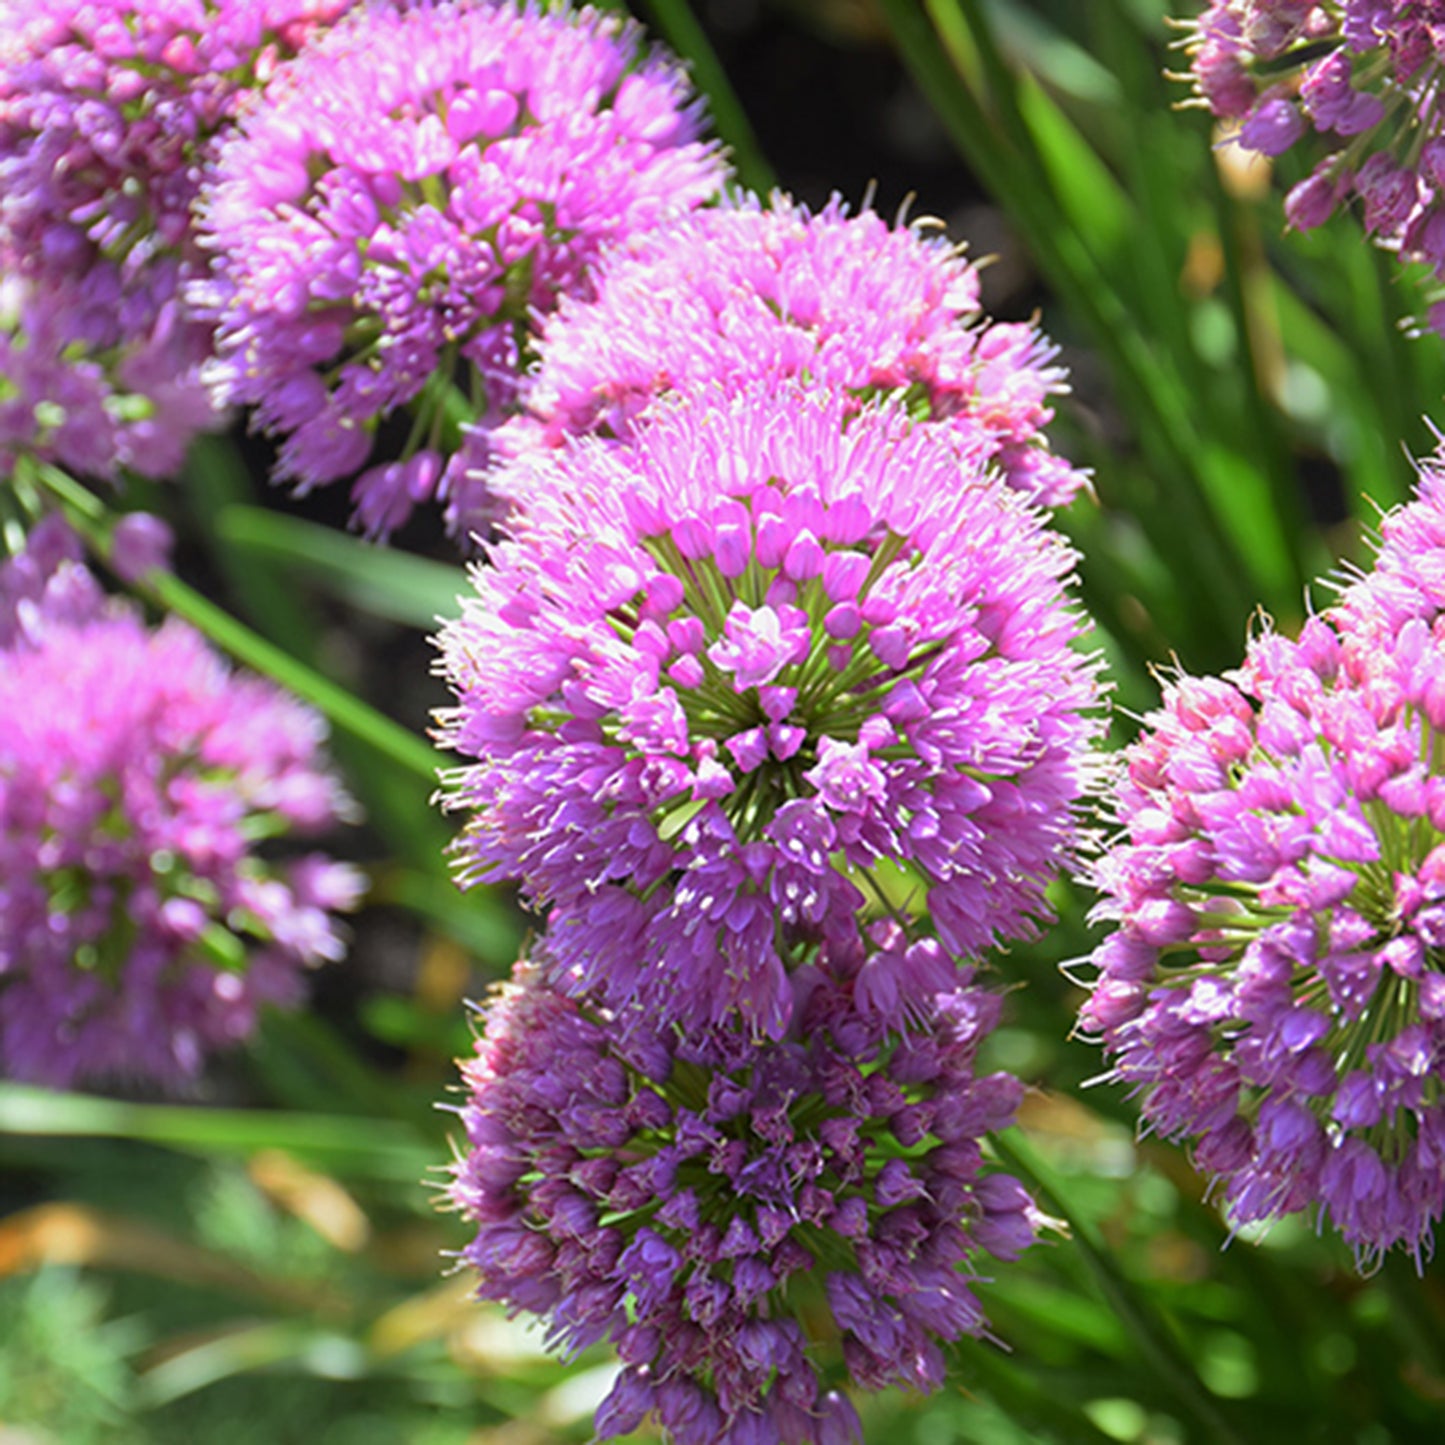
0, 0, 351, 463
505, 193, 1089, 509
1082, 491, 1445, 1262
1181, 3, 1445, 332
0, 532, 361, 1089
194, 0, 726, 539
0, 0, 354, 291
438, 385, 1101, 1037
0, 272, 217, 481
448, 948, 1039, 1443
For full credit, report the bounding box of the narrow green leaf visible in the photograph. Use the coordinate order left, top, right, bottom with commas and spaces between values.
0, 1085, 436, 1182
216, 506, 467, 629
182, 435, 315, 648
981, 0, 1120, 105
990, 1127, 1249, 1445
148, 567, 443, 783
638, 0, 776, 194
137, 1322, 368, 1406
1191, 444, 1298, 605
1013, 70, 1132, 265
30, 463, 441, 785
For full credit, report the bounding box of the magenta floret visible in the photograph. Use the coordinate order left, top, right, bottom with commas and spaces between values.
0, 533, 360, 1089
1082, 472, 1445, 1262
437, 385, 1100, 1037
449, 949, 1038, 1445
506, 193, 1088, 509
195, 0, 726, 538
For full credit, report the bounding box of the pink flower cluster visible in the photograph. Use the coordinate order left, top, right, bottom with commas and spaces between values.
451, 952, 1038, 1444
444, 369, 1099, 1437
1185, 2, 1445, 331
1082, 453, 1445, 1264
504, 194, 1089, 509
0, 525, 360, 1089
430, 19, 1104, 1436
439, 385, 1100, 1039
0, 0, 354, 480
195, 0, 725, 537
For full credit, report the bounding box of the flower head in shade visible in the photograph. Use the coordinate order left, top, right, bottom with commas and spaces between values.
507, 193, 1088, 509
0, 535, 360, 1088
449, 947, 1039, 1445
1081, 517, 1445, 1263
438, 385, 1100, 1037
0, 272, 217, 481
0, 0, 354, 293
1181, 3, 1445, 331
195, 0, 725, 539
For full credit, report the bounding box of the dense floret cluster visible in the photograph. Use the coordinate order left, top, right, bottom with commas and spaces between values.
196, 0, 726, 537
439, 385, 1099, 1036
0, 273, 215, 480
506, 195, 1088, 508
0, 533, 360, 1088
0, 0, 347, 479
1333, 440, 1445, 635
450, 950, 1038, 1445
1081, 472, 1445, 1261
1183, 2, 1445, 330
0, 0, 354, 293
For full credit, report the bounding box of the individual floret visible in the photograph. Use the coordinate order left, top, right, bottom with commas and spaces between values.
195, 0, 726, 538
438, 384, 1100, 1037
449, 947, 1038, 1445
505, 193, 1088, 509
0, 532, 361, 1088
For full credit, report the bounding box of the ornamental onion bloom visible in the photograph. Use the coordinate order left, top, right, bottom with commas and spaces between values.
0, 0, 354, 293
506, 192, 1089, 509
0, 534, 360, 1088
1081, 493, 1445, 1262
438, 385, 1100, 1037
449, 946, 1039, 1445
195, 0, 726, 538
0, 272, 216, 481
0, 0, 352, 464
1182, 3, 1445, 331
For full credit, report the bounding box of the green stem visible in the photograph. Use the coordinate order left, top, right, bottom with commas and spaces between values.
878, 0, 1260, 646
32, 464, 440, 785
990, 1126, 1249, 1445
0, 1083, 435, 1183
637, 0, 776, 194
